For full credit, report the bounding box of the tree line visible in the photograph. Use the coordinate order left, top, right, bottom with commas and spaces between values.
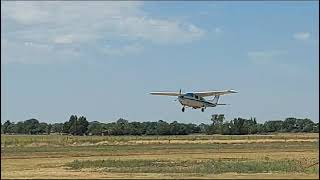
1, 115, 319, 136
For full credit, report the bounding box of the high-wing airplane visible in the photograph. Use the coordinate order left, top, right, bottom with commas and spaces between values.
150, 89, 237, 112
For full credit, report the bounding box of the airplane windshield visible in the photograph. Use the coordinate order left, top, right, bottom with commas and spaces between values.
184, 93, 204, 100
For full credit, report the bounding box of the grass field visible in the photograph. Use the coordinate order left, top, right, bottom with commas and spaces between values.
1, 133, 319, 179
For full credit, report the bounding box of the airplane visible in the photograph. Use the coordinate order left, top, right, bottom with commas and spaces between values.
150, 89, 237, 112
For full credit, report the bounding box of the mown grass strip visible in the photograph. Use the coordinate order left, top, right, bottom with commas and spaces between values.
65, 159, 317, 174
3, 142, 318, 156
2, 134, 318, 147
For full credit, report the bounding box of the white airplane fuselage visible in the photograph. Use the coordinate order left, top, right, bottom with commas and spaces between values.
178, 93, 216, 109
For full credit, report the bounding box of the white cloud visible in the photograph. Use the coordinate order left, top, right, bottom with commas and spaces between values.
116, 17, 205, 44
293, 32, 310, 41
248, 50, 284, 64
1, 1, 206, 64
1, 39, 79, 64
102, 43, 143, 56
53, 35, 74, 44
1, 2, 51, 25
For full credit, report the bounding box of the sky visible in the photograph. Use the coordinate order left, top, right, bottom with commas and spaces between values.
1, 1, 319, 124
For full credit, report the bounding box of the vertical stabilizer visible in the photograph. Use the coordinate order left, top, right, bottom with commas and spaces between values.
211, 95, 220, 104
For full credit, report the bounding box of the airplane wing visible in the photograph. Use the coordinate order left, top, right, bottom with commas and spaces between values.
194, 89, 238, 97
150, 92, 181, 96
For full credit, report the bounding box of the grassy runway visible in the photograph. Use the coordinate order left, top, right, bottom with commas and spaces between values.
1, 133, 319, 179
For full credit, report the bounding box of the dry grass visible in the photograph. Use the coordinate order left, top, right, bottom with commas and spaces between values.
2, 133, 318, 147
1, 133, 319, 179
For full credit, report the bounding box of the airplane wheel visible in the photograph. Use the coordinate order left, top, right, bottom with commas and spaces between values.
201, 108, 204, 112
182, 107, 185, 112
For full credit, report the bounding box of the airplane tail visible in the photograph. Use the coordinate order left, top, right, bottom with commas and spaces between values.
209, 95, 220, 104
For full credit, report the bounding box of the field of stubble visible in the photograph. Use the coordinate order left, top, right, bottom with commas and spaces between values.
1, 133, 319, 179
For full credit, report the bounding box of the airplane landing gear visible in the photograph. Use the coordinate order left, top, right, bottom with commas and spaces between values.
182, 107, 185, 112
201, 108, 205, 112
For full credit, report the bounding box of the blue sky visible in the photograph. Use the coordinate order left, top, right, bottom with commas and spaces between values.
1, 1, 319, 124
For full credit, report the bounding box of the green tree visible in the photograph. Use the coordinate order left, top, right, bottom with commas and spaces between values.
281, 118, 314, 133
128, 122, 144, 135
46, 124, 52, 134
156, 120, 170, 135
232, 118, 245, 135
245, 118, 258, 134
221, 122, 232, 135
77, 116, 89, 135
13, 122, 26, 134
264, 120, 283, 132
199, 123, 210, 134
63, 115, 77, 134
209, 114, 225, 134
256, 123, 266, 134
87, 121, 104, 135
112, 118, 130, 135
282, 117, 299, 132
169, 121, 179, 135
24, 119, 40, 134
253, 117, 257, 125
3, 120, 14, 134
103, 122, 116, 135
52, 123, 63, 134
69, 116, 89, 135
145, 122, 157, 135
186, 123, 200, 134
312, 123, 319, 133
169, 121, 189, 135
297, 118, 314, 132
37, 122, 48, 134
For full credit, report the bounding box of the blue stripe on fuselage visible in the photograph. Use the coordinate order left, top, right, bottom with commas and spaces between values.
180, 96, 216, 107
